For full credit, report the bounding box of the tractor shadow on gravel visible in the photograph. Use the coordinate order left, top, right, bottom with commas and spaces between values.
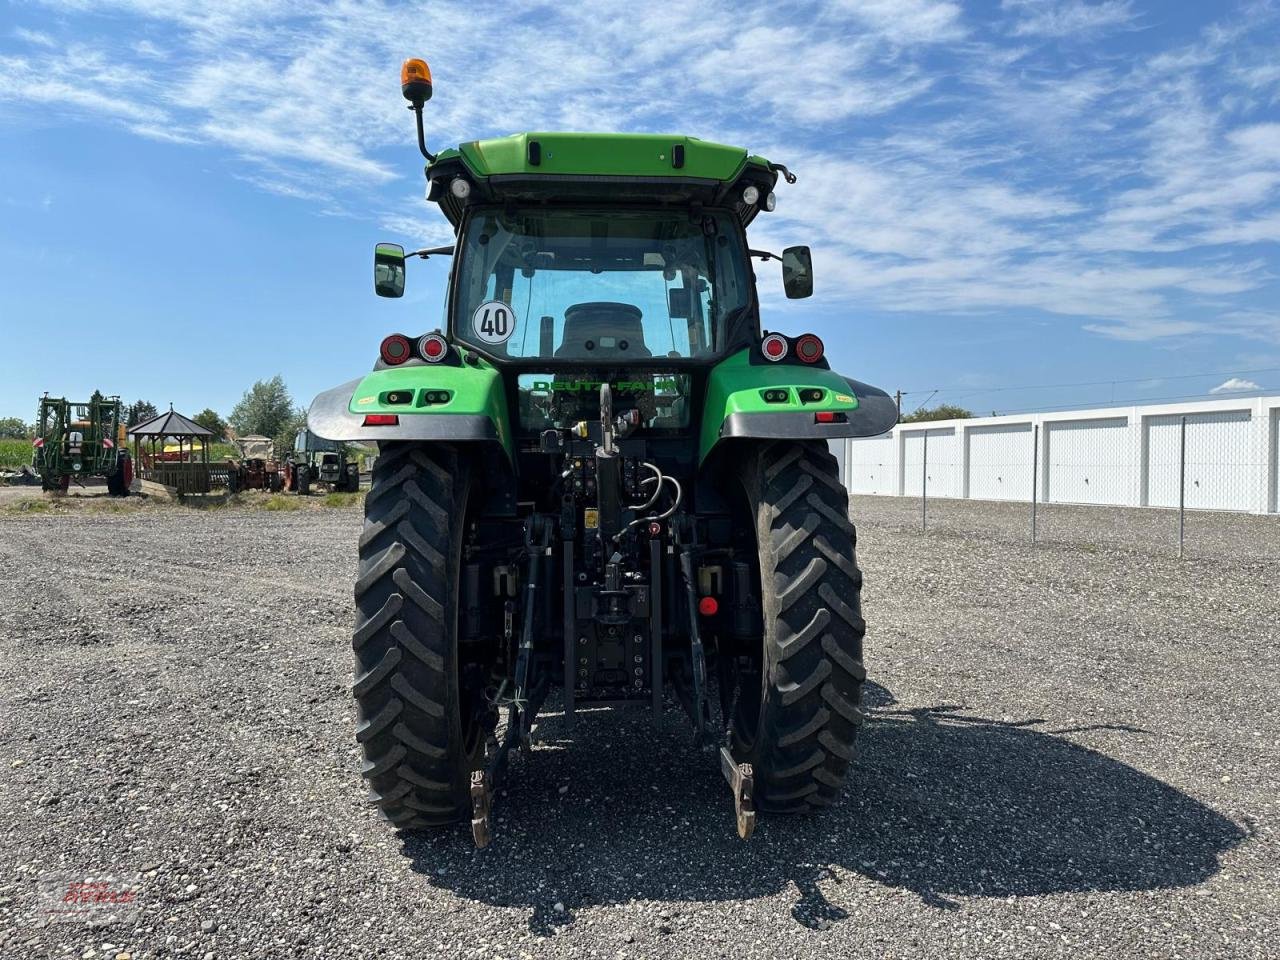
399, 682, 1247, 930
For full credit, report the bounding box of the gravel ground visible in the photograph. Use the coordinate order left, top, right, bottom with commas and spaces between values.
0, 495, 1276, 959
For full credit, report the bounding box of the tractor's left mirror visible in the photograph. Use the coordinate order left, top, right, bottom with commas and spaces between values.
782, 246, 813, 299
374, 243, 407, 298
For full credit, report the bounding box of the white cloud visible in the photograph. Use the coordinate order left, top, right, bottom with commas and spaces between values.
1003, 0, 1135, 38
1210, 377, 1261, 393
2, 0, 1277, 348
12, 28, 56, 47
833, 0, 967, 45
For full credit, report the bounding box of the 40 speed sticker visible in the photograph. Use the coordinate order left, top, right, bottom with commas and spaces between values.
471, 300, 516, 344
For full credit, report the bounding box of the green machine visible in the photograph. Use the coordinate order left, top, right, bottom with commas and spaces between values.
286, 429, 360, 495
308, 58, 898, 845
32, 392, 131, 495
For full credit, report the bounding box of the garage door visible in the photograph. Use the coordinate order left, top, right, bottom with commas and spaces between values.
1145, 410, 1255, 511
967, 423, 1035, 501
1045, 417, 1129, 505
903, 427, 959, 498
846, 434, 897, 495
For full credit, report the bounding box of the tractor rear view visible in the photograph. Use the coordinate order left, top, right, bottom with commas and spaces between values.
32, 393, 131, 495
308, 58, 898, 845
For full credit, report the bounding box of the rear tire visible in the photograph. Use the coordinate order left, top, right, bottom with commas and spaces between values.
728, 440, 867, 812
297, 467, 311, 496
353, 442, 485, 828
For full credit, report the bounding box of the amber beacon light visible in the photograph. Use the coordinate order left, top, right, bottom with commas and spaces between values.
401, 58, 433, 105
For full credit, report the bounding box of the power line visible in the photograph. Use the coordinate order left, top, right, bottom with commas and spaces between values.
900, 365, 1280, 398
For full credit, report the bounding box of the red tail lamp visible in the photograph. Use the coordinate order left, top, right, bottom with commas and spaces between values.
363, 414, 399, 426
418, 333, 448, 362
761, 333, 789, 362
380, 334, 412, 365
698, 596, 719, 616
795, 334, 824, 363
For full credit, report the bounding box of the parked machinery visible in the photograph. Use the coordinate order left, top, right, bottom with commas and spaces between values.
226, 435, 284, 493
285, 429, 360, 495
32, 392, 131, 495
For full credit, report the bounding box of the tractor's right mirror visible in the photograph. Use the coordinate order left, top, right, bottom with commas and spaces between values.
782, 246, 813, 299
374, 243, 407, 298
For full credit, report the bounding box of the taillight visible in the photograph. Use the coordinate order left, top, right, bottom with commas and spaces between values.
795, 334, 824, 363
363, 414, 399, 426
379, 334, 412, 365
418, 333, 448, 362
761, 333, 788, 361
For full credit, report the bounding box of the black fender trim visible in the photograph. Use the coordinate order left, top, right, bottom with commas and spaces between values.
720, 377, 898, 441
307, 378, 499, 444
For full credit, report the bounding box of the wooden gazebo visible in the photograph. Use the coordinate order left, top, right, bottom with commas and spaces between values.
128, 406, 215, 495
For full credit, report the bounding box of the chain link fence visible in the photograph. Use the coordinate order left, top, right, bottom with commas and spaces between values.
841, 403, 1280, 562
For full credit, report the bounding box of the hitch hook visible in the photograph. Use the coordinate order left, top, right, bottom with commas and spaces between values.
470, 770, 492, 848
719, 746, 757, 840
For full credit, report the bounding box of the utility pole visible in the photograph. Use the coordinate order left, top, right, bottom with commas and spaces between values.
895, 390, 903, 423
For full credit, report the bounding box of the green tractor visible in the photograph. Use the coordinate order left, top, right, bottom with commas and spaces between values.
285, 429, 360, 495
32, 392, 132, 496
308, 58, 897, 845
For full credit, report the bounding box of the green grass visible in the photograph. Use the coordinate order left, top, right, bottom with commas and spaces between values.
322, 492, 363, 508
262, 494, 303, 511
3, 497, 51, 514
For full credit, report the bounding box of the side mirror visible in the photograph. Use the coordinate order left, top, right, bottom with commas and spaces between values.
374, 243, 406, 298
782, 246, 813, 299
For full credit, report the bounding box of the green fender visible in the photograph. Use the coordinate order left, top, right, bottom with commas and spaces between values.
699, 349, 898, 465
307, 357, 513, 462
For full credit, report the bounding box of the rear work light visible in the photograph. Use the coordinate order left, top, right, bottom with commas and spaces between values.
363, 414, 399, 426
761, 333, 788, 362
380, 334, 412, 365
418, 333, 448, 362
795, 334, 824, 363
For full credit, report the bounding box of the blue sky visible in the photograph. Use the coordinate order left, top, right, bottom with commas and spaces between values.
1, 0, 1278, 421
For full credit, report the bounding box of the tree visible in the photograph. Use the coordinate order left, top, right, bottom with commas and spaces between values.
126, 400, 159, 427
229, 375, 295, 441
901, 404, 974, 423
274, 406, 308, 456
0, 416, 30, 438
192, 408, 229, 439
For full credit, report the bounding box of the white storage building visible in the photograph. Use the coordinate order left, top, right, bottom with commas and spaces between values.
837, 395, 1280, 515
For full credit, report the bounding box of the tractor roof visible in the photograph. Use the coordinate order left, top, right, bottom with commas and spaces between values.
426, 132, 778, 229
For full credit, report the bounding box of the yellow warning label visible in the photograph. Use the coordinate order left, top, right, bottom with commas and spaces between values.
583, 508, 600, 530
357, 396, 375, 405
835, 394, 853, 403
